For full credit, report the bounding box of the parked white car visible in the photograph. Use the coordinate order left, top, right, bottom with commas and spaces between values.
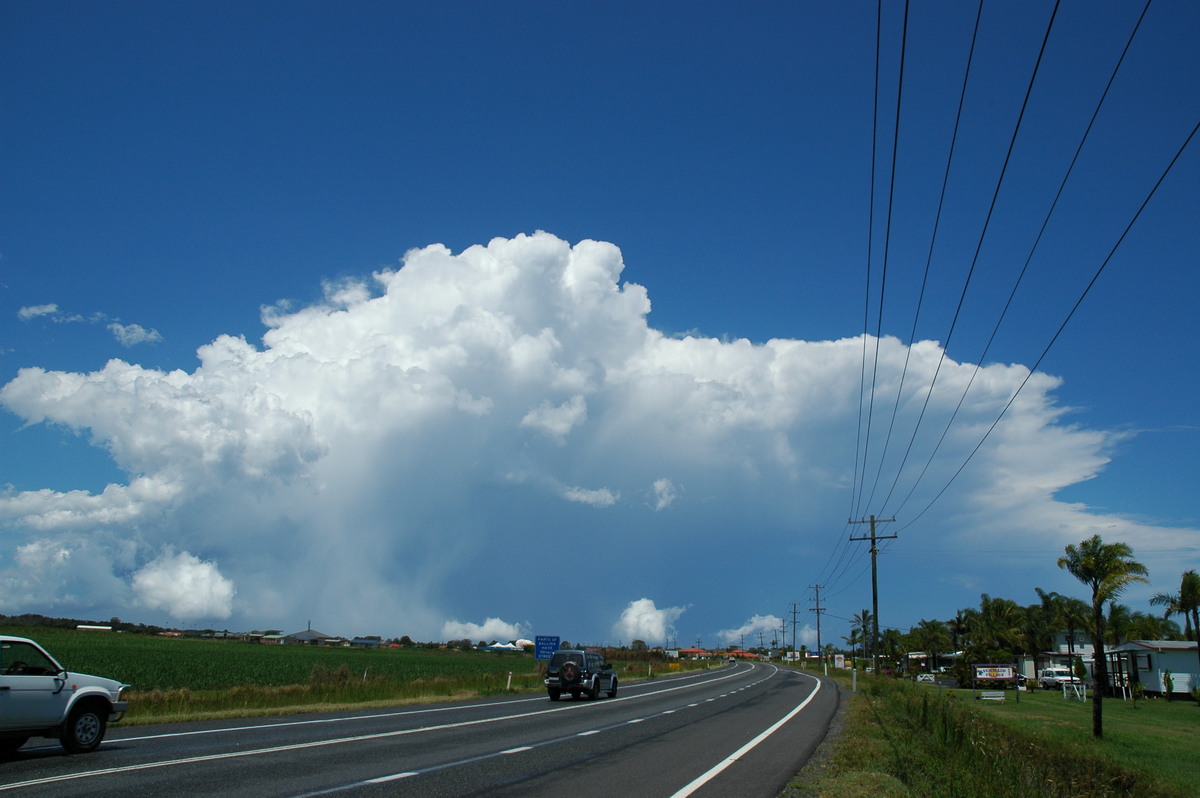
0, 635, 129, 754
1037, 666, 1080, 690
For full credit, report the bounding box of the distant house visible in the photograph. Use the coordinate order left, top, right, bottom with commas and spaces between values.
286, 628, 338, 646
1109, 640, 1199, 696
350, 637, 382, 648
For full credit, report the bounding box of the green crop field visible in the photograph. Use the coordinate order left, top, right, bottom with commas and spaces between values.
6, 626, 535, 690
1, 625, 695, 722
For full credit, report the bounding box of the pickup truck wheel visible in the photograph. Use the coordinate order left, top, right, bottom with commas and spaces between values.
548, 688, 561, 701
0, 737, 28, 753
61, 702, 107, 754
607, 679, 618, 698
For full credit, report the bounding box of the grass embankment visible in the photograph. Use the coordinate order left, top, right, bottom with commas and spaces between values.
790, 675, 1198, 798
2, 626, 696, 724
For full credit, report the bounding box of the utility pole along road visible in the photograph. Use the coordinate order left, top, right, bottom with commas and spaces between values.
0, 662, 839, 797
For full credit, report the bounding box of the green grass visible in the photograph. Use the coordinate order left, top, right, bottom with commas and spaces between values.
971, 686, 1200, 793
789, 674, 1199, 798
1, 625, 700, 723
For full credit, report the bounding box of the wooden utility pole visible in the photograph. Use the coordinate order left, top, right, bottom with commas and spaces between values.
850, 515, 896, 673
810, 584, 825, 662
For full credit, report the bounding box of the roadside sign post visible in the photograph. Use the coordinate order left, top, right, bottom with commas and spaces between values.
972, 663, 1020, 703
535, 635, 561, 661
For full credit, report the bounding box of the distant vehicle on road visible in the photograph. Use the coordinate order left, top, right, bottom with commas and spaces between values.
0, 635, 129, 754
544, 649, 617, 701
916, 673, 936, 683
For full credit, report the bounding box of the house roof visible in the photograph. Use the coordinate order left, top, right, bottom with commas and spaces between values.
1110, 640, 1198, 653
287, 629, 335, 641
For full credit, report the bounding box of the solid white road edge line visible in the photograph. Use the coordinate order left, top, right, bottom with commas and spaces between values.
668, 674, 823, 798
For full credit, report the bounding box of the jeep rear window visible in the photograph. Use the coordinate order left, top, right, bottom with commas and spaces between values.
550, 652, 583, 667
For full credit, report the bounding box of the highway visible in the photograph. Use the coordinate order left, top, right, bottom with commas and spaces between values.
0, 662, 840, 797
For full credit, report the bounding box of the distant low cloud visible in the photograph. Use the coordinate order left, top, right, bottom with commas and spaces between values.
651, 478, 677, 511
17, 303, 60, 320
442, 617, 525, 642
613, 598, 688, 645
17, 303, 160, 346
562, 485, 619, 507
520, 394, 587, 440
716, 614, 783, 646
132, 550, 235, 620
108, 322, 163, 347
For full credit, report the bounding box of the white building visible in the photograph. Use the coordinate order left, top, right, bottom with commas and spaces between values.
1109, 640, 1199, 697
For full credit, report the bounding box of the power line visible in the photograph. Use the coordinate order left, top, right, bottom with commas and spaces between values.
869, 0, 984, 520
885, 0, 1153, 521
868, 0, 1062, 522
851, 0, 886, 521
897, 114, 1199, 533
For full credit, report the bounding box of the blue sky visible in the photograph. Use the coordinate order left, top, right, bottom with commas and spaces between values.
2, 1, 1197, 649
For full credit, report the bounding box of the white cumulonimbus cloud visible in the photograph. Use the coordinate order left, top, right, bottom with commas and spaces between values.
1, 232, 1190, 640
613, 598, 688, 645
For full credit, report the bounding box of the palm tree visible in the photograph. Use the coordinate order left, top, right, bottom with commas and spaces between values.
950, 608, 977, 651
851, 609, 873, 662
1183, 570, 1200, 674
910, 618, 951, 672
842, 630, 862, 661
1031, 588, 1064, 657
880, 628, 903, 672
1061, 597, 1090, 662
977, 594, 1025, 654
1149, 590, 1188, 638
1058, 535, 1149, 739
1106, 602, 1132, 647
1126, 610, 1179, 642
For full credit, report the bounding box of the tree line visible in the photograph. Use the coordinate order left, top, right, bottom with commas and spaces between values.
844, 535, 1197, 739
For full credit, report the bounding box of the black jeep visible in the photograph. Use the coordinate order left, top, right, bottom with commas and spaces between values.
544, 649, 618, 701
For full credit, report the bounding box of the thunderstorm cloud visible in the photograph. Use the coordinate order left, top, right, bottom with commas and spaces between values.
1, 233, 1191, 641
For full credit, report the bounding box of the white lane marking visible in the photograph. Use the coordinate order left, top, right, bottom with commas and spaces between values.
1, 665, 762, 793
296, 664, 792, 797
501, 746, 532, 754
669, 674, 823, 798
365, 773, 416, 783
116, 663, 746, 743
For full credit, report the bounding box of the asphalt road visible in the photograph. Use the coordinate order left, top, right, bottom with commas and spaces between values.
0, 662, 840, 797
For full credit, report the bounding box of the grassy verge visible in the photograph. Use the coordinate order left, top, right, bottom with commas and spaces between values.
787, 675, 1198, 798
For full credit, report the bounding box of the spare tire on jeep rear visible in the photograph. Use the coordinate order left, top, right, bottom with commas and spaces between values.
559, 660, 580, 685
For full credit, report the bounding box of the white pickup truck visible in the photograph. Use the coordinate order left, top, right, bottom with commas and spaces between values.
0, 635, 129, 754
1037, 666, 1080, 690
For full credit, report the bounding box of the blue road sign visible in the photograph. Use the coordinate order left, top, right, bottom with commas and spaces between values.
535, 635, 561, 660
